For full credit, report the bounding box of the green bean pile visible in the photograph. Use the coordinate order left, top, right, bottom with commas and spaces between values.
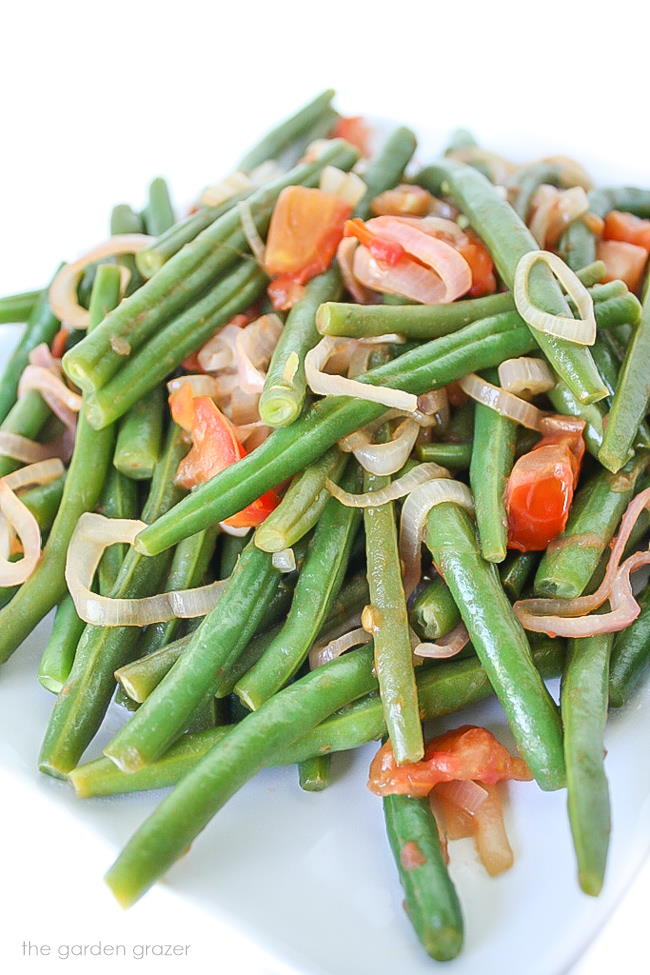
1, 90, 650, 963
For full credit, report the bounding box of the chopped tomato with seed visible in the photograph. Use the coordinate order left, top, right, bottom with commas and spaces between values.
368, 726, 531, 797
332, 116, 371, 157
597, 239, 648, 293
506, 424, 584, 552
265, 187, 351, 309
603, 210, 650, 251
169, 383, 278, 527
344, 217, 406, 266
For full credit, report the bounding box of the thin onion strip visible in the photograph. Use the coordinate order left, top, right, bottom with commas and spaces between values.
513, 250, 596, 345
458, 373, 546, 431
414, 622, 470, 659
497, 357, 555, 400
0, 432, 60, 464
326, 462, 450, 508
239, 201, 267, 266
305, 337, 418, 412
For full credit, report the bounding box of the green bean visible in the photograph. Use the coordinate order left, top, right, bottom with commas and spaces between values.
384, 794, 463, 961
298, 755, 332, 792
444, 129, 477, 155
105, 643, 379, 907
363, 459, 423, 764
0, 287, 42, 324
135, 311, 540, 556
561, 630, 613, 896
547, 379, 606, 459
575, 261, 607, 288
609, 586, 650, 707
38, 423, 187, 778
103, 539, 281, 771
136, 526, 219, 659
96, 467, 140, 596
0, 390, 51, 479
255, 446, 346, 552
37, 595, 85, 694
113, 385, 165, 480
534, 459, 645, 599
238, 89, 336, 171
71, 637, 565, 798
0, 266, 121, 665
85, 261, 267, 429
410, 576, 461, 641
599, 283, 650, 472
136, 191, 253, 279
143, 178, 175, 236
116, 633, 191, 704
355, 126, 417, 220
499, 551, 539, 602
110, 205, 145, 297
64, 140, 357, 393
0, 272, 60, 423
446, 401, 475, 442
236, 463, 362, 708
317, 292, 514, 340
19, 474, 66, 533
259, 267, 342, 426
470, 368, 517, 563
418, 159, 607, 405
281, 108, 340, 168
415, 442, 472, 469
218, 531, 247, 579
424, 503, 565, 791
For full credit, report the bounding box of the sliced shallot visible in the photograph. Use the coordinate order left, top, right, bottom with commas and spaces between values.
305, 337, 418, 411
0, 459, 64, 586
0, 432, 60, 464
414, 622, 470, 659
325, 461, 450, 507
309, 624, 370, 670
400, 480, 474, 597
458, 373, 546, 431
238, 200, 267, 266
513, 250, 596, 346
352, 417, 420, 475
497, 357, 555, 400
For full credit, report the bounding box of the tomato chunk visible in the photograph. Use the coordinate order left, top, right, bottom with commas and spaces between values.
506, 425, 584, 552
596, 239, 648, 293
169, 383, 279, 527
456, 236, 497, 297
344, 217, 406, 266
332, 116, 371, 157
368, 725, 531, 797
603, 210, 650, 251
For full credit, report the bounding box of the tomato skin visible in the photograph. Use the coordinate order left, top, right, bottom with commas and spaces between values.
332, 116, 371, 157
368, 725, 531, 797
169, 384, 279, 526
344, 217, 405, 266
505, 428, 584, 552
603, 210, 650, 251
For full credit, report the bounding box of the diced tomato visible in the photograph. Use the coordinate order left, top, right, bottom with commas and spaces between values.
169, 383, 279, 527
505, 424, 585, 552
603, 210, 650, 251
267, 276, 306, 312
265, 186, 352, 280
368, 726, 531, 797
344, 217, 406, 266
457, 236, 497, 297
371, 184, 434, 218
332, 116, 371, 157
50, 327, 69, 360
597, 239, 648, 293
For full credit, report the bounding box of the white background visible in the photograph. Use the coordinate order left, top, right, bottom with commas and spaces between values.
1, 1, 649, 973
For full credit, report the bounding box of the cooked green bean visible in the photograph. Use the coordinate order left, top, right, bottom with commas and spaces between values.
236, 462, 362, 708
113, 386, 165, 480
0, 266, 121, 665
470, 368, 517, 563
363, 460, 423, 764
72, 638, 565, 798
298, 755, 332, 792
410, 576, 461, 641
424, 503, 565, 790
143, 178, 175, 237
499, 551, 539, 602
562, 630, 613, 896
37, 595, 85, 694
0, 392, 52, 479
561, 186, 650, 270
534, 459, 645, 599
218, 531, 248, 579
96, 466, 140, 596
0, 287, 42, 324
104, 644, 380, 907
355, 126, 417, 221
609, 586, 650, 708
18, 473, 66, 533
415, 442, 472, 469
0, 272, 60, 423
110, 205, 145, 297
599, 281, 650, 472
417, 159, 608, 405
259, 267, 342, 427
38, 423, 187, 777
63, 141, 357, 394
103, 539, 282, 771
254, 446, 346, 552
238, 90, 336, 171
384, 794, 463, 961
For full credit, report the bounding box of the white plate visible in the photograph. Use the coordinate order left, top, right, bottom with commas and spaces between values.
0, 134, 649, 975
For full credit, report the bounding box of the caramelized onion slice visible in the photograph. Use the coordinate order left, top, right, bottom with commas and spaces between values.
400, 480, 474, 597
305, 337, 418, 411
458, 372, 546, 430
326, 461, 450, 507
513, 250, 596, 345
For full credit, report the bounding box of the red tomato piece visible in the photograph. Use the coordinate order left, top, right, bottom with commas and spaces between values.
332, 116, 371, 157
597, 239, 648, 293
603, 210, 650, 251
265, 186, 351, 280
505, 426, 585, 552
456, 237, 497, 297
368, 726, 531, 797
343, 217, 406, 266
50, 327, 69, 360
